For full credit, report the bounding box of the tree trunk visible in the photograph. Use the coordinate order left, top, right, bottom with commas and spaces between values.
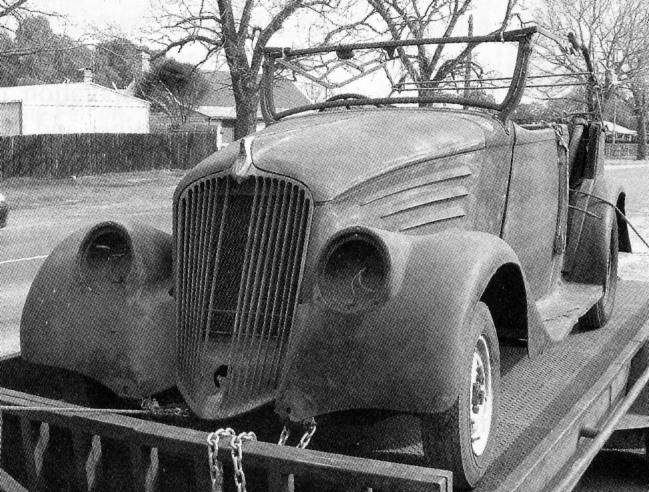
637, 108, 647, 160
633, 86, 648, 160
223, 38, 260, 141
233, 86, 259, 140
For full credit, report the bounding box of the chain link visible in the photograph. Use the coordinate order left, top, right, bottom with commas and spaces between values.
207, 428, 235, 492
278, 424, 291, 446
140, 397, 190, 418
230, 432, 257, 492
277, 417, 317, 449
297, 418, 317, 449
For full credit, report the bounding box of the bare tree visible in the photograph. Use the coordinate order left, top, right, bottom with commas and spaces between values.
136, 58, 210, 128
536, 0, 649, 158
154, 0, 348, 139
319, 0, 518, 100
0, 0, 60, 37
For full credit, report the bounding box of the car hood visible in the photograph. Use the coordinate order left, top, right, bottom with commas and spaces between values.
178, 109, 508, 202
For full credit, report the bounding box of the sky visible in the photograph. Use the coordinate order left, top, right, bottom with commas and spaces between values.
30, 0, 542, 70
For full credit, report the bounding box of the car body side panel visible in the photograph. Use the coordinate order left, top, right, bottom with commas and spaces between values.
20, 221, 176, 398
277, 229, 549, 422
565, 124, 616, 283
502, 126, 561, 301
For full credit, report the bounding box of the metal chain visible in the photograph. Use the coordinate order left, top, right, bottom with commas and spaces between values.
207, 428, 235, 492
277, 417, 317, 449
297, 418, 317, 449
230, 432, 257, 492
278, 424, 291, 446
140, 397, 190, 418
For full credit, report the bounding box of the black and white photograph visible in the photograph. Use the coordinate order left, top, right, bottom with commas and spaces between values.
1, 0, 649, 490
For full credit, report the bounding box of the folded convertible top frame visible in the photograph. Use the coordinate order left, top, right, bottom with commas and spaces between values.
261, 26, 594, 124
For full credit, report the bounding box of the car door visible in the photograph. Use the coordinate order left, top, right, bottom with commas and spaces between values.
501, 124, 568, 301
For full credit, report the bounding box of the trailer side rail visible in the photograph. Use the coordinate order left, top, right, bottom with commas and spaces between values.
0, 385, 451, 492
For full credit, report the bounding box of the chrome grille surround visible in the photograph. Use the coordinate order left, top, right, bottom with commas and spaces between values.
174, 171, 313, 419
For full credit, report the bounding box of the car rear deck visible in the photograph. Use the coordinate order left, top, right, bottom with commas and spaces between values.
2, 280, 649, 491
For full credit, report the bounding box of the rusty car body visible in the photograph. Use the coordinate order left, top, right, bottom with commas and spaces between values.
0, 192, 8, 228
20, 26, 630, 487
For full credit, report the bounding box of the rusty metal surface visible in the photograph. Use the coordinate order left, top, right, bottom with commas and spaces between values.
502, 126, 562, 300
20, 221, 176, 398
307, 281, 649, 490
177, 108, 512, 204
174, 173, 313, 419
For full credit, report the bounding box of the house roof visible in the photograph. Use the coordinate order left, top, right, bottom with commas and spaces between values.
198, 71, 310, 118
0, 82, 150, 108
603, 120, 636, 135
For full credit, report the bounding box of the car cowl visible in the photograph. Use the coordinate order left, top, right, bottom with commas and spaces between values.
175, 108, 507, 203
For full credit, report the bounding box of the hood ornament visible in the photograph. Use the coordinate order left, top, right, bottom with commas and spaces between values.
232, 136, 254, 182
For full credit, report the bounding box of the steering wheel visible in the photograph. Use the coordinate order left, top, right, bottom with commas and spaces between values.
319, 93, 384, 111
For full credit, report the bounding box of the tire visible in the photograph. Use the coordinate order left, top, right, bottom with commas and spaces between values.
421, 302, 500, 489
582, 217, 619, 330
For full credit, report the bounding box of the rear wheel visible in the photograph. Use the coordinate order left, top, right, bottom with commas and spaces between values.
421, 302, 500, 489
582, 217, 619, 330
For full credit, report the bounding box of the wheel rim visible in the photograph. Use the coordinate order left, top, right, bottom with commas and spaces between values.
470, 335, 493, 457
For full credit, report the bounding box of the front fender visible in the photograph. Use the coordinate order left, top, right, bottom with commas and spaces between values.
20, 220, 176, 398
276, 229, 544, 421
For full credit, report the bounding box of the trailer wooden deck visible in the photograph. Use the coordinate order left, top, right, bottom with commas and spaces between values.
1, 280, 649, 491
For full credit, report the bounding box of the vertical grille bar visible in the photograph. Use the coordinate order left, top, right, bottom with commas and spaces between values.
180, 191, 195, 381
270, 189, 309, 383
238, 179, 282, 397
176, 173, 312, 418
248, 180, 290, 395
175, 197, 187, 376
190, 183, 208, 378
221, 178, 266, 404
194, 179, 217, 372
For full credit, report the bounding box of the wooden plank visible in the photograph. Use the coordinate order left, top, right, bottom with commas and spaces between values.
40, 424, 76, 491
96, 437, 141, 492
268, 470, 294, 492
18, 417, 39, 491
70, 430, 91, 492
0, 387, 450, 491
128, 442, 150, 491
0, 414, 26, 487
0, 467, 27, 492
193, 455, 213, 492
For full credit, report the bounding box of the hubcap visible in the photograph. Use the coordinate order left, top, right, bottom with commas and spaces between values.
469, 335, 493, 457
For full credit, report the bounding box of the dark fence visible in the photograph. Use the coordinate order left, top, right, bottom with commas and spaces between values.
0, 132, 218, 179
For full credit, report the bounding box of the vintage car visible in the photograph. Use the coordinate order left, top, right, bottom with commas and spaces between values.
0, 192, 8, 228
20, 27, 632, 488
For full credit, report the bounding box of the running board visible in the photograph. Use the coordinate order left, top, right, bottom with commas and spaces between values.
536, 282, 603, 341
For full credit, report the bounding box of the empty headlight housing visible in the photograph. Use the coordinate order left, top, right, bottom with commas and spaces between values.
78, 222, 134, 291
317, 231, 390, 312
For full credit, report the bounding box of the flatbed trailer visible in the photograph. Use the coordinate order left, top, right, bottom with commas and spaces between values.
1, 279, 649, 492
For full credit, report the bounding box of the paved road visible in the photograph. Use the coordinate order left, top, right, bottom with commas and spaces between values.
0, 164, 648, 489
0, 170, 179, 356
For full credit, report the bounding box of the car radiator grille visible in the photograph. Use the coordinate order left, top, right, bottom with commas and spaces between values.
175, 174, 312, 418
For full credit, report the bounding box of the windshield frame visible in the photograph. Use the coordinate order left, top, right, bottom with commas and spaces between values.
261, 26, 569, 124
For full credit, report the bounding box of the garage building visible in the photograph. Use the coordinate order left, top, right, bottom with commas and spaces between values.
0, 77, 150, 136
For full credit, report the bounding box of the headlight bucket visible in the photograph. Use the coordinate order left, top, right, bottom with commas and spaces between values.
77, 222, 134, 291
316, 230, 391, 312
